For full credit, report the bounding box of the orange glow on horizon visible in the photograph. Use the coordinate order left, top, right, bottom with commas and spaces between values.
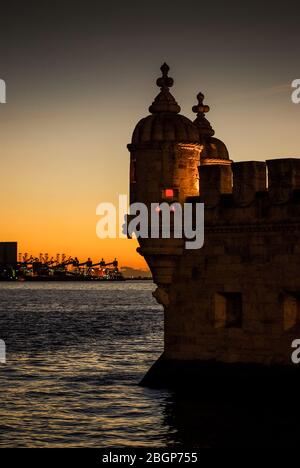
1, 70, 299, 272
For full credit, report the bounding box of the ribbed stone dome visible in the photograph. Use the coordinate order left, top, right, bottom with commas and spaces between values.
132, 113, 200, 144
201, 137, 230, 160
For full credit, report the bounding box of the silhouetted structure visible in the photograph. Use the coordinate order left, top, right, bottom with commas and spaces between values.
0, 242, 17, 265
0, 242, 17, 280
0, 247, 124, 281
128, 64, 300, 387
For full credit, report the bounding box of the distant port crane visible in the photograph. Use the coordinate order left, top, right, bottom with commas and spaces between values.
6, 254, 124, 281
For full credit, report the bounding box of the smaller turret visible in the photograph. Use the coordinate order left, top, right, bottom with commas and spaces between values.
192, 92, 231, 165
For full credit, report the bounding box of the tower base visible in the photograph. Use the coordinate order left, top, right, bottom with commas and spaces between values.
140, 354, 300, 390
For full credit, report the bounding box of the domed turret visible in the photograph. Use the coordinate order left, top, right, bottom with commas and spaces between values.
131, 63, 199, 145
128, 64, 202, 208
192, 92, 231, 165
201, 137, 230, 161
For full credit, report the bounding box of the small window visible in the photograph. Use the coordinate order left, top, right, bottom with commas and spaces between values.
214, 292, 243, 328
282, 293, 300, 331
162, 188, 179, 200
165, 188, 174, 198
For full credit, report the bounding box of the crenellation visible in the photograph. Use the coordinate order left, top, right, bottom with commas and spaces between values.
232, 161, 267, 206
198, 164, 232, 207
196, 159, 300, 225
267, 158, 300, 204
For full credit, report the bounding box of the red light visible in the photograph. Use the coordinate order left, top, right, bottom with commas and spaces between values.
165, 188, 174, 198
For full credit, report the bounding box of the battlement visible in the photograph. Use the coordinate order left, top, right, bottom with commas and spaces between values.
194, 158, 300, 226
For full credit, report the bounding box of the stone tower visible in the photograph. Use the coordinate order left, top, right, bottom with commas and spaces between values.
127, 64, 202, 301
128, 65, 300, 387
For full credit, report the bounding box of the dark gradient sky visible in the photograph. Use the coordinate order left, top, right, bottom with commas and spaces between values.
0, 0, 300, 265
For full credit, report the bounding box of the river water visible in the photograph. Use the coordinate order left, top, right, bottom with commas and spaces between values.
0, 281, 299, 448
0, 281, 172, 447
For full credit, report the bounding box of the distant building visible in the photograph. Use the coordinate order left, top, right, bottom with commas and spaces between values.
120, 267, 152, 279
0, 242, 17, 265
128, 64, 300, 387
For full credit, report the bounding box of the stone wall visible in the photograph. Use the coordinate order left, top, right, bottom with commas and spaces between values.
163, 158, 300, 365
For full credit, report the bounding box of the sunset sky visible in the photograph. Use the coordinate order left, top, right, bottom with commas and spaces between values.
0, 1, 300, 268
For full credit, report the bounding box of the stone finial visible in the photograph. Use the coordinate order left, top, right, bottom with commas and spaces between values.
192, 92, 215, 137
192, 92, 210, 115
156, 63, 174, 89
149, 63, 181, 114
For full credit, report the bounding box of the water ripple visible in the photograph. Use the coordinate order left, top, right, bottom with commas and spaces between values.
0, 281, 173, 448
